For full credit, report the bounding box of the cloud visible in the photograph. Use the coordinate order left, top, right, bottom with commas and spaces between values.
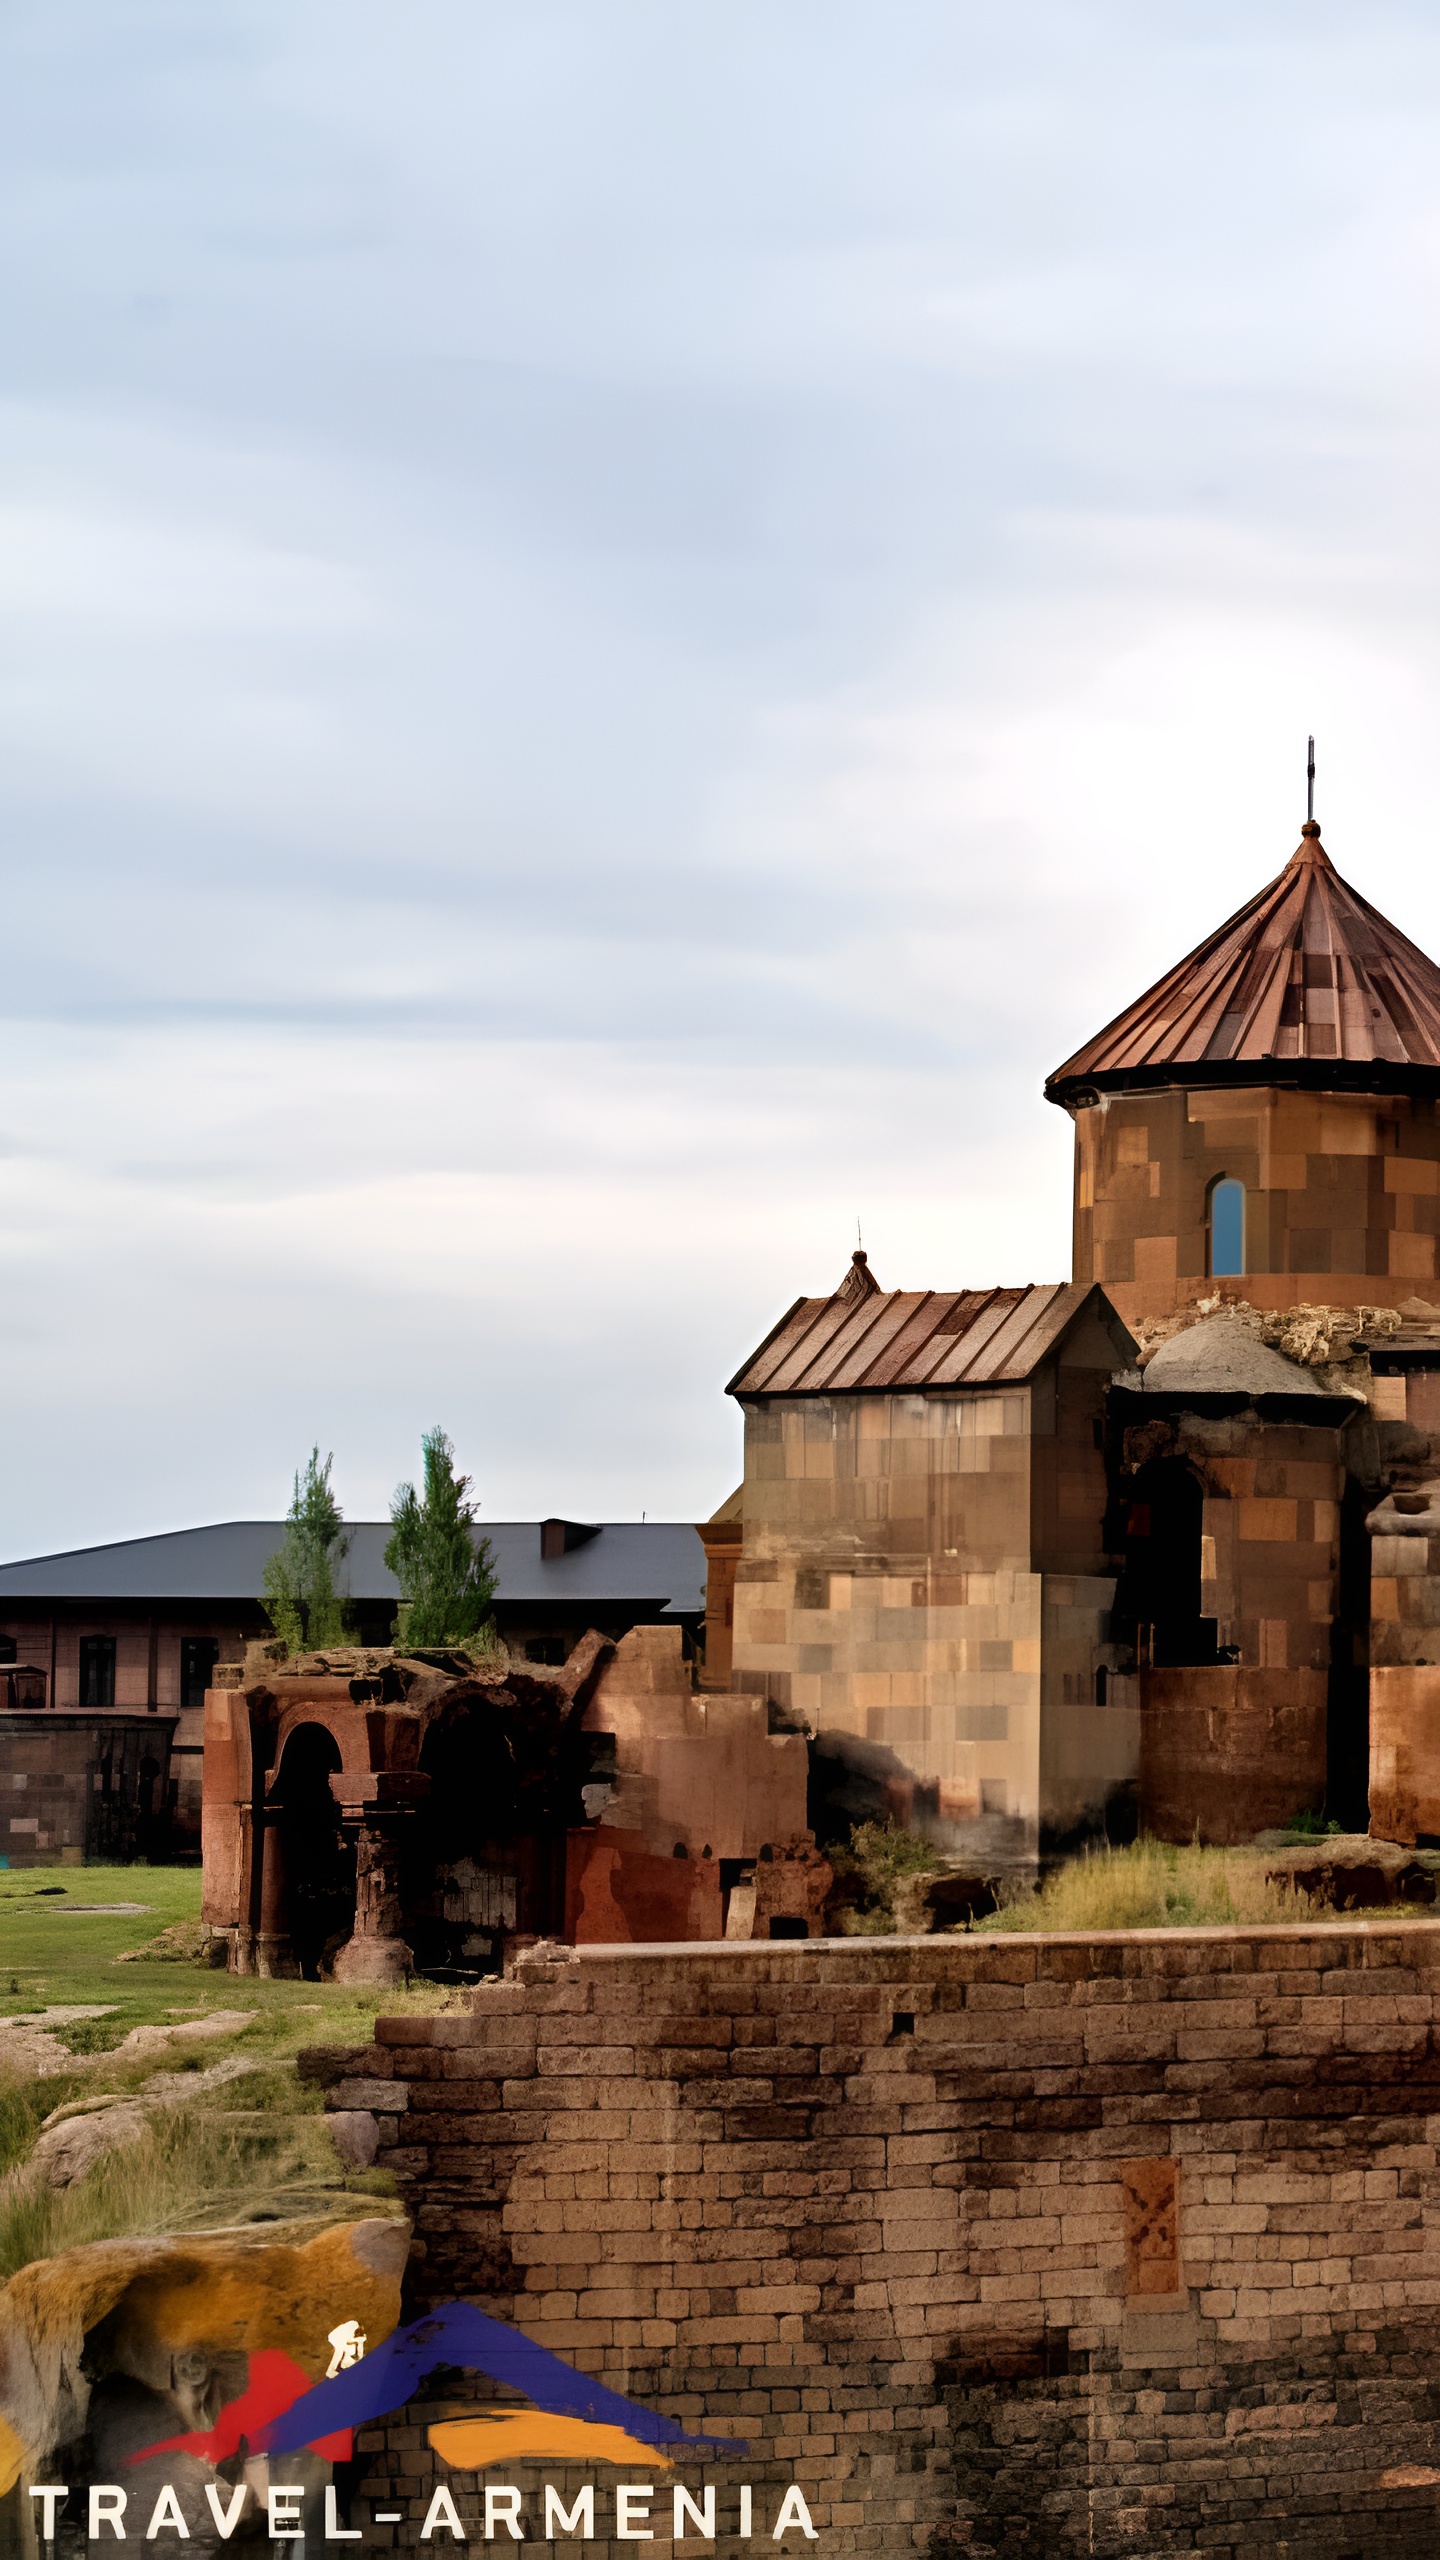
2, 0, 1440, 1549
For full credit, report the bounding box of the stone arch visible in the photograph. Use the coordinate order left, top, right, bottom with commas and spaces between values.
269, 1720, 355, 1979
271, 1701, 367, 1781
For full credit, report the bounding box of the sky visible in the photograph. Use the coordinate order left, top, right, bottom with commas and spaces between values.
5, 1, 1440, 1553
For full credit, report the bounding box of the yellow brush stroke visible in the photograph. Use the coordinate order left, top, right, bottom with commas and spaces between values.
429, 2415, 674, 2471
0, 2414, 26, 2500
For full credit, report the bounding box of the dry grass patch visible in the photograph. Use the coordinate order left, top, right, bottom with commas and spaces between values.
976, 1839, 1327, 1934
0, 2083, 395, 2280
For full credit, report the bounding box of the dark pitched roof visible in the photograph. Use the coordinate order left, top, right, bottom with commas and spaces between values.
1046, 824, 1440, 1105
727, 1259, 1131, 1398
0, 1520, 705, 1615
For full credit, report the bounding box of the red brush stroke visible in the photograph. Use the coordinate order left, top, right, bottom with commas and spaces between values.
126, 2349, 353, 2467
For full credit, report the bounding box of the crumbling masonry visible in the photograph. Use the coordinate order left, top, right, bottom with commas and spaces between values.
312, 1926, 1440, 2559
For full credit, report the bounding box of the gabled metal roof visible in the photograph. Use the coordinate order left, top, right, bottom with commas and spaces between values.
727, 1263, 1128, 1398
1046, 824, 1440, 1105
0, 1520, 705, 1616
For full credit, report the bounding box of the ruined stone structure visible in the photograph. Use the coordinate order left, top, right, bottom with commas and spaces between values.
719, 821, 1440, 1853
697, 1487, 743, 1693
315, 1925, 1440, 2557
201, 1626, 823, 1977
0, 1515, 705, 1861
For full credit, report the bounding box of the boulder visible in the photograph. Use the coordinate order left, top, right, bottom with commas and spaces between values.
26, 2102, 151, 2191
0, 2214, 407, 2492
1264, 1833, 1436, 1909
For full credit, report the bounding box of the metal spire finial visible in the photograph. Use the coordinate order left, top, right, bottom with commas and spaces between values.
1307, 735, 1315, 826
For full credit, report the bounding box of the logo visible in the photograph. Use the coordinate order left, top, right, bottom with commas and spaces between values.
258, 2301, 749, 2470
326, 2320, 368, 2378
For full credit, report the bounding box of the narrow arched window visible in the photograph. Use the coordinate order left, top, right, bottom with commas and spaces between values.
1208, 1176, 1246, 1277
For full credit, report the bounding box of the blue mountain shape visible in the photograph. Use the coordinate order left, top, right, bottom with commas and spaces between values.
256, 2302, 749, 2457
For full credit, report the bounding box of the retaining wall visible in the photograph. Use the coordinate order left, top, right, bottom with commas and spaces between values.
317, 1926, 1440, 2558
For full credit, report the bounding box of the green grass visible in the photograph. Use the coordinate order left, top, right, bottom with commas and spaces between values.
0, 2095, 397, 2281
0, 1864, 451, 2050
0, 1865, 459, 2277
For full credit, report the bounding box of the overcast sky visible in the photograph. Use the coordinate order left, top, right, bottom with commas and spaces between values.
4, 1, 1440, 1553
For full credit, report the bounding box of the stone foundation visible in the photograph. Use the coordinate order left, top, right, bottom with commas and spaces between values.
1139, 1665, 1328, 1841
1371, 1666, 1440, 1844
315, 1924, 1440, 2557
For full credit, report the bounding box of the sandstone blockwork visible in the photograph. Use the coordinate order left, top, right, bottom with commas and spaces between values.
1138, 1665, 1328, 1842
326, 1930, 1440, 2559
1066, 1084, 1440, 1326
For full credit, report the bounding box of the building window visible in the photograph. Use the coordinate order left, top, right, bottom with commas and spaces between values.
181, 1637, 220, 1709
0, 1635, 15, 1666
1208, 1176, 1246, 1277
79, 1635, 116, 1708
524, 1635, 568, 1666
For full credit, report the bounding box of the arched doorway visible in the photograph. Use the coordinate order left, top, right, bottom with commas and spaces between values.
1119, 1458, 1214, 1667
403, 1699, 579, 1974
270, 1723, 355, 1979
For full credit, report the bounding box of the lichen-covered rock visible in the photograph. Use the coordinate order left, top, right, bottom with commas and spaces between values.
0, 2213, 407, 2493
25, 2102, 152, 2191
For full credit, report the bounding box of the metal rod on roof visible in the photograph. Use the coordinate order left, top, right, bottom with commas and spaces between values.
1307, 735, 1315, 825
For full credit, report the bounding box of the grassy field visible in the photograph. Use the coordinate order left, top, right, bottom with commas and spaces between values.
0, 1865, 456, 2277
0, 1863, 451, 2046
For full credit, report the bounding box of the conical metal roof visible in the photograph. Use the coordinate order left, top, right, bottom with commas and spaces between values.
1046, 823, 1440, 1106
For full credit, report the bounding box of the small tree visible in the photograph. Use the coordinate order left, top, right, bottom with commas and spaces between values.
385, 1426, 497, 1650
261, 1447, 353, 1652
832, 1819, 939, 1935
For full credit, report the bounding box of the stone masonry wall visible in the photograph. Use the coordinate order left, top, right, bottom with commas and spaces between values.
320, 1927, 1440, 2559
1068, 1084, 1440, 1325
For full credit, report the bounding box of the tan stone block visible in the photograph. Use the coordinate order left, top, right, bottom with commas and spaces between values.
1239, 1497, 1300, 1541
575, 2288, 659, 2319
976, 2271, 1042, 2303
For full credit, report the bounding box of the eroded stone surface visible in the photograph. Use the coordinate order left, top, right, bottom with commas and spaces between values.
339, 1929, 1440, 2557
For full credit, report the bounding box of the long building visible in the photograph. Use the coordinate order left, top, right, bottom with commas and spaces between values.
0, 1517, 704, 1865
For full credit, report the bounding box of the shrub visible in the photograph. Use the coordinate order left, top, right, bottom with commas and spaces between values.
831, 1821, 939, 1935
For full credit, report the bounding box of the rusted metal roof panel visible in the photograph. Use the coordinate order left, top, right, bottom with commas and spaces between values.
725, 1295, 826, 1396
816, 1292, 944, 1390
1046, 826, 1440, 1102
918, 1291, 1029, 1385
759, 1291, 927, 1395
728, 1265, 1125, 1398
860, 1290, 1009, 1392
946, 1282, 1067, 1383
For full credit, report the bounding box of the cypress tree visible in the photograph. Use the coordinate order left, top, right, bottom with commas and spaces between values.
385, 1426, 497, 1650
261, 1447, 353, 1651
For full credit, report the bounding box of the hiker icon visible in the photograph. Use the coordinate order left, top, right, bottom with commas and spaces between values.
326, 2322, 367, 2378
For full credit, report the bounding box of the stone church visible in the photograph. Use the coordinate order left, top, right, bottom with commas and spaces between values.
193, 809, 1440, 1976
721, 814, 1440, 1859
